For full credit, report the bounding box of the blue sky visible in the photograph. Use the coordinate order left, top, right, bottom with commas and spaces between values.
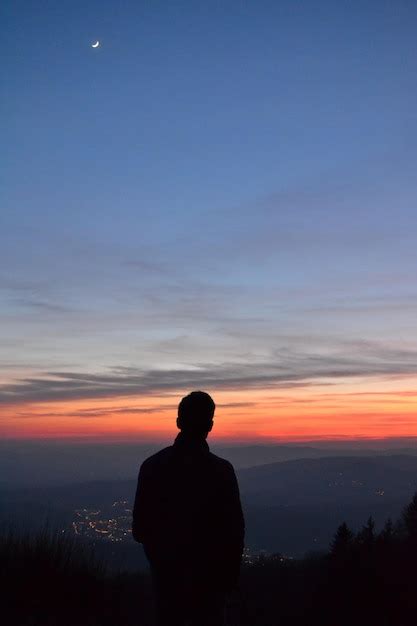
2, 1, 417, 423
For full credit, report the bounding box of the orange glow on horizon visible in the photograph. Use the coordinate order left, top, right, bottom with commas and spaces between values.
1, 376, 417, 442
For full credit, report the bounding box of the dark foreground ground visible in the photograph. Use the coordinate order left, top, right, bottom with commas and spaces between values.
3, 493, 417, 626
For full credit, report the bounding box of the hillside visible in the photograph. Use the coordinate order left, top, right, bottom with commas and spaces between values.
3, 491, 417, 626
239, 454, 417, 554
2, 455, 417, 558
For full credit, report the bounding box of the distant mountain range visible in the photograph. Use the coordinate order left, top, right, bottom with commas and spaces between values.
2, 454, 417, 560
239, 454, 417, 505
2, 438, 417, 488
238, 454, 417, 555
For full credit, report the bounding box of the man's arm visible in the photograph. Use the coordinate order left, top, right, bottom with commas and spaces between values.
132, 462, 150, 544
228, 463, 245, 555
222, 462, 245, 590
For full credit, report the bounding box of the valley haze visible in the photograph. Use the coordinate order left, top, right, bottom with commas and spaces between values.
2, 437, 417, 488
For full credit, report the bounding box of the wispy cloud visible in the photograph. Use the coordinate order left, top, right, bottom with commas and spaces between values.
123, 259, 171, 275
2, 340, 417, 405
14, 406, 172, 419
14, 400, 257, 419
10, 298, 73, 314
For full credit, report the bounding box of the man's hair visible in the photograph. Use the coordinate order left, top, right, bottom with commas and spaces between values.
177, 391, 215, 435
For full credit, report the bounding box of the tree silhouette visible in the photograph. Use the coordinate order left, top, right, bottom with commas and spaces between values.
379, 517, 394, 542
402, 491, 417, 541
376, 517, 395, 559
356, 516, 375, 548
330, 522, 354, 558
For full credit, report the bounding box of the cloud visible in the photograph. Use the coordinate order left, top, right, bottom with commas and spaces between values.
2, 340, 417, 406
303, 294, 417, 315
123, 259, 171, 275
217, 402, 258, 409
0, 274, 75, 315
14, 406, 172, 419
14, 400, 257, 419
11, 298, 73, 314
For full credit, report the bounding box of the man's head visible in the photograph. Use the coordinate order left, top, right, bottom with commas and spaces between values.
176, 391, 216, 437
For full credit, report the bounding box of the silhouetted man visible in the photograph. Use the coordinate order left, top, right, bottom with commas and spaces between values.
132, 391, 245, 626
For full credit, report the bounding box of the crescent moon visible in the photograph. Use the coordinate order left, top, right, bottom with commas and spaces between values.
91, 41, 100, 48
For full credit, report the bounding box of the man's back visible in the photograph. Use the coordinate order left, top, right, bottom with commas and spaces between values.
132, 431, 244, 591
132, 391, 245, 626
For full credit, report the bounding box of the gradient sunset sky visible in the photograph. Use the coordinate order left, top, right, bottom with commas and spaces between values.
2, 0, 417, 442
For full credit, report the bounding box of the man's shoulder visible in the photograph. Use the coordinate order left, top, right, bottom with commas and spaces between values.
140, 446, 174, 470
208, 452, 235, 473
139, 446, 236, 476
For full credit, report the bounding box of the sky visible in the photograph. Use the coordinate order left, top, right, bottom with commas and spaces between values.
2, 0, 417, 442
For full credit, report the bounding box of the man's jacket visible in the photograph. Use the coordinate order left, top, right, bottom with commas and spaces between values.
132, 431, 245, 591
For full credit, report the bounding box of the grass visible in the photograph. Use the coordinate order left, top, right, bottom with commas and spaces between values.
0, 525, 153, 626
